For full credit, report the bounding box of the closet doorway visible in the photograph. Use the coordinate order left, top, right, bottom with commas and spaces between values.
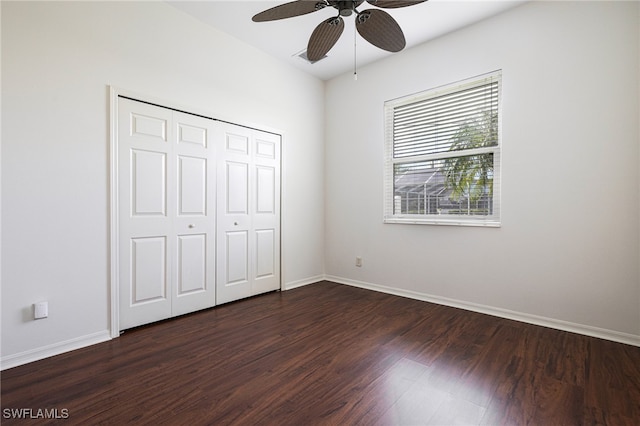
112, 93, 281, 332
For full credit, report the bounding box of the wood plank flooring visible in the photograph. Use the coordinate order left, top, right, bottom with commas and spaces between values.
2, 281, 639, 425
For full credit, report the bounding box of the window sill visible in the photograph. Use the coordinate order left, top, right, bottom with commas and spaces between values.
384, 216, 501, 227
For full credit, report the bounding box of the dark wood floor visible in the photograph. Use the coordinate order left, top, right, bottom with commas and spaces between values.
2, 281, 640, 425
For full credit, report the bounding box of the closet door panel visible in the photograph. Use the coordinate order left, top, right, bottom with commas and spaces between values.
251, 131, 281, 295
118, 99, 173, 330
217, 128, 252, 304
171, 111, 216, 317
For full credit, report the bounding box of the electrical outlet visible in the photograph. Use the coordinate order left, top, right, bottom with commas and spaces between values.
355, 256, 362, 267
34, 302, 48, 319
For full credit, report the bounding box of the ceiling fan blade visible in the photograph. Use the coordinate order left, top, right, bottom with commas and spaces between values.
366, 0, 427, 9
356, 9, 405, 53
252, 0, 328, 22
307, 16, 345, 61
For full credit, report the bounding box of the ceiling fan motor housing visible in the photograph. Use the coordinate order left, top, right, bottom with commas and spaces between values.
330, 1, 365, 16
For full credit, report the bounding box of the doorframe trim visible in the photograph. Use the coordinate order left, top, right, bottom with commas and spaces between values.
109, 86, 120, 338
108, 86, 284, 338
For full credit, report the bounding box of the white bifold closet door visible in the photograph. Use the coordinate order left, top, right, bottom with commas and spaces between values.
117, 97, 280, 331
118, 98, 217, 330
216, 124, 281, 304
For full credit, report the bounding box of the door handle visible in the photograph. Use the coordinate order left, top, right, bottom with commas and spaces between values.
188, 224, 195, 229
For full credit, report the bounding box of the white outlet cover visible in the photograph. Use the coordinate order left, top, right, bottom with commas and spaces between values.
34, 302, 48, 319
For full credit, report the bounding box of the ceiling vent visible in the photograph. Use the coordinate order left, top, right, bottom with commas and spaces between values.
294, 49, 327, 64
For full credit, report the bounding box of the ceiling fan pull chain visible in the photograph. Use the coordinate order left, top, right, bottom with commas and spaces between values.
354, 18, 358, 81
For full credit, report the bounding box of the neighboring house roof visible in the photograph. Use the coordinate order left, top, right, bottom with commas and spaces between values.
394, 168, 449, 196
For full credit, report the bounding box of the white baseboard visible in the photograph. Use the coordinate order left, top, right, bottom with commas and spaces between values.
283, 275, 325, 291
325, 275, 640, 347
1, 330, 112, 371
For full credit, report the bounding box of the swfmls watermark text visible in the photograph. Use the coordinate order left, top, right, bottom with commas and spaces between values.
3, 408, 69, 420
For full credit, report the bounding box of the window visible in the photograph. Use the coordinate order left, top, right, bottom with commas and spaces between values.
383, 71, 501, 226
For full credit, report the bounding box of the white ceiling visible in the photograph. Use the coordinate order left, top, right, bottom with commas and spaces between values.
168, 0, 527, 81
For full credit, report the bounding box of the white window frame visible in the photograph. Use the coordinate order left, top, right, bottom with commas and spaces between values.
383, 71, 502, 227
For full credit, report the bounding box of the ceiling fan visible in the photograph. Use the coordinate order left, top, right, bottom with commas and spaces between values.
252, 0, 428, 62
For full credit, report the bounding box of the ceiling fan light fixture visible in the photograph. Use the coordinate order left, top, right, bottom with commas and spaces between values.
357, 10, 371, 24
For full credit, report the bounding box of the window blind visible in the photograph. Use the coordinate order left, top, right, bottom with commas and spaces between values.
393, 81, 499, 158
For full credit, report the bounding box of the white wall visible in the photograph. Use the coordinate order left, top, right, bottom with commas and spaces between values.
325, 1, 640, 341
1, 1, 325, 365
